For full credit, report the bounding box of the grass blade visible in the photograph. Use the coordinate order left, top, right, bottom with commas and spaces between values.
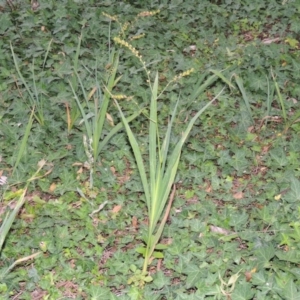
234, 75, 254, 125
189, 73, 218, 104
114, 100, 151, 208
210, 69, 235, 89
42, 38, 53, 70
13, 108, 35, 174
149, 73, 158, 200
0, 188, 27, 251
97, 110, 142, 155
69, 79, 92, 139
10, 43, 35, 105
272, 70, 287, 122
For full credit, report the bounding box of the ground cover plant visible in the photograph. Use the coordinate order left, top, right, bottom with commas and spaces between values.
1, 0, 300, 299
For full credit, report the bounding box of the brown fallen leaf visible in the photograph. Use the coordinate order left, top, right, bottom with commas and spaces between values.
233, 191, 244, 200
112, 205, 122, 214
49, 182, 56, 193
132, 216, 138, 229
210, 225, 233, 236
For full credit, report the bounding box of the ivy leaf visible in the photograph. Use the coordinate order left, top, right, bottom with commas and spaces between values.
284, 177, 300, 203
184, 264, 205, 289
276, 250, 300, 264
231, 282, 255, 300
279, 279, 300, 300
290, 19, 300, 34
230, 149, 250, 174
228, 211, 248, 230
269, 148, 288, 168
153, 270, 170, 289
255, 245, 275, 267
89, 286, 110, 299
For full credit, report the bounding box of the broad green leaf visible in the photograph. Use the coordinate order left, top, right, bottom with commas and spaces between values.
184, 264, 206, 289
135, 247, 146, 255
228, 211, 248, 230
231, 282, 255, 300
285, 177, 300, 203
153, 270, 170, 289
251, 271, 266, 286
281, 279, 300, 300
276, 250, 300, 264
269, 148, 288, 167
255, 245, 275, 266
155, 243, 168, 250
152, 251, 164, 259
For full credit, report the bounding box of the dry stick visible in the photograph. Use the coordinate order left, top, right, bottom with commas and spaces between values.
161, 184, 176, 226
2, 252, 42, 277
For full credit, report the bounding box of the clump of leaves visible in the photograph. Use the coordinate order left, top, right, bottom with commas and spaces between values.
114, 35, 229, 284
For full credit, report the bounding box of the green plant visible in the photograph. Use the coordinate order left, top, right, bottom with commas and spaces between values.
234, 74, 255, 125
2, 1, 300, 298
0, 160, 47, 280
272, 69, 287, 123
10, 43, 49, 126
12, 108, 35, 174
69, 49, 141, 187
114, 37, 228, 283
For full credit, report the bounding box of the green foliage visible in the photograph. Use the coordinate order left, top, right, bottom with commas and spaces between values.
1, 0, 300, 299
116, 67, 225, 279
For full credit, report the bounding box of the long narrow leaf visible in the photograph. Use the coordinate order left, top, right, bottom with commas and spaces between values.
69, 80, 92, 139
266, 74, 271, 117
155, 88, 225, 229
160, 99, 179, 176
210, 69, 235, 89
71, 34, 82, 91
235, 75, 254, 124
13, 108, 35, 174
272, 72, 287, 122
31, 60, 43, 125
149, 73, 158, 201
10, 43, 35, 104
96, 50, 119, 158
148, 99, 179, 235
188, 74, 217, 106
114, 100, 151, 208
0, 188, 27, 251
42, 38, 53, 70
97, 110, 142, 156
1, 160, 46, 251
151, 184, 176, 254
11, 42, 43, 124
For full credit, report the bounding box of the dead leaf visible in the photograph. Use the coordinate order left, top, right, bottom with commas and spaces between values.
262, 37, 281, 44
233, 191, 244, 200
245, 271, 252, 282
77, 167, 83, 174
112, 205, 122, 214
106, 113, 114, 126
110, 166, 116, 175
88, 86, 97, 100
274, 194, 281, 201
210, 225, 232, 235
247, 126, 255, 133
132, 216, 138, 229
49, 182, 56, 193
205, 182, 212, 193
